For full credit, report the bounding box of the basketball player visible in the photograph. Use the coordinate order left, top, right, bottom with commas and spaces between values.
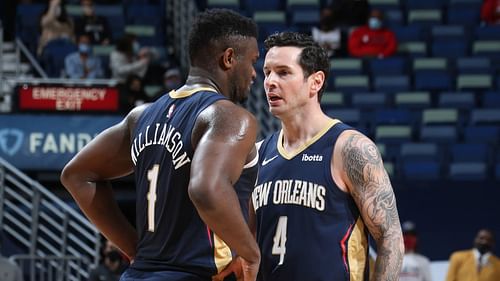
217, 31, 404, 281
60, 9, 260, 281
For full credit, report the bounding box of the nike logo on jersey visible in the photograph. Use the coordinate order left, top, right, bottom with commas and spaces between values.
262, 155, 278, 166
302, 154, 323, 161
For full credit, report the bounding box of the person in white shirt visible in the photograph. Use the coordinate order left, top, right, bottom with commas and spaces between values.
400, 221, 432, 281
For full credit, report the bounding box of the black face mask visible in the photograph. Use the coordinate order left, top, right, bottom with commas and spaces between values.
476, 243, 492, 255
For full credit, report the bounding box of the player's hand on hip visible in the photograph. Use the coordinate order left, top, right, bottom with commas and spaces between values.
212, 256, 258, 281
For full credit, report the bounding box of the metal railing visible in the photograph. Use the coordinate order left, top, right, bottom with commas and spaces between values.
10, 254, 91, 281
0, 156, 101, 280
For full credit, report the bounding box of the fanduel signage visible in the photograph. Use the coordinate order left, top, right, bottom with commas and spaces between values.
0, 115, 122, 170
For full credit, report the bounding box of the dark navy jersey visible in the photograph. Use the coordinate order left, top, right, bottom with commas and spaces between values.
252, 119, 370, 281
129, 87, 237, 278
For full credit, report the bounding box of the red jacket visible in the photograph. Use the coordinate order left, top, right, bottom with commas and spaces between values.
481, 0, 500, 24
348, 26, 397, 58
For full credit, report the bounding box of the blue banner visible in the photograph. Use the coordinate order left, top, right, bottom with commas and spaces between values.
0, 114, 123, 170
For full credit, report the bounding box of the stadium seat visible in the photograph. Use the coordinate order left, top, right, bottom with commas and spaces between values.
470, 109, 500, 125
463, 125, 499, 144
456, 74, 492, 91
242, 0, 284, 11
321, 92, 344, 109
413, 57, 447, 72
394, 91, 431, 109
373, 75, 410, 93
207, 0, 240, 10
253, 11, 288, 43
326, 109, 361, 127
482, 92, 500, 108
447, 6, 480, 25
431, 40, 468, 58
431, 25, 467, 41
290, 10, 320, 32
397, 41, 428, 57
438, 92, 475, 109
330, 58, 364, 75
449, 162, 487, 181
375, 125, 413, 144
414, 70, 452, 92
401, 160, 441, 180
407, 9, 442, 27
400, 142, 440, 161
368, 57, 408, 75
456, 57, 492, 74
474, 26, 500, 40
351, 92, 388, 109
450, 143, 490, 163
406, 0, 445, 9
472, 40, 500, 58
419, 125, 458, 143
422, 109, 459, 125
374, 109, 413, 126
333, 75, 370, 93
384, 9, 404, 26
392, 25, 425, 42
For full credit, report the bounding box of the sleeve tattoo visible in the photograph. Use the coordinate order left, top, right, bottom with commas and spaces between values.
341, 132, 403, 281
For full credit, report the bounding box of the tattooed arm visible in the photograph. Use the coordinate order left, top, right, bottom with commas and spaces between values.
334, 131, 404, 281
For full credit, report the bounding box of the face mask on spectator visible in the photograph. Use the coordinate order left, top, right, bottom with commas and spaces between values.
79, 44, 91, 55
368, 17, 382, 30
133, 42, 141, 54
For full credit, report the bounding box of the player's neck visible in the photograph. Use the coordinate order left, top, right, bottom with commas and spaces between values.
280, 109, 332, 150
185, 67, 223, 93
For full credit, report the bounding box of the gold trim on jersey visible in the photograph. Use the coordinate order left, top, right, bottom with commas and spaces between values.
348, 217, 368, 281
213, 234, 233, 273
277, 119, 341, 160
169, 87, 218, 99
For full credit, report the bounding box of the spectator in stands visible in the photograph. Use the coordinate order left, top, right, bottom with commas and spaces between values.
480, 0, 500, 25
119, 74, 149, 113
38, 0, 75, 56
446, 228, 500, 281
311, 7, 346, 57
109, 34, 151, 83
0, 234, 24, 281
400, 221, 432, 281
88, 239, 127, 281
64, 34, 104, 79
348, 9, 397, 58
153, 67, 183, 100
75, 0, 112, 45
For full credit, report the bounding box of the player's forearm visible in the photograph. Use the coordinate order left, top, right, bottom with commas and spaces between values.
189, 182, 260, 263
372, 235, 404, 281
61, 177, 138, 259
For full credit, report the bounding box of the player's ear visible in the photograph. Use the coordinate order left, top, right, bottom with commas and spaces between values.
221, 48, 235, 70
310, 71, 325, 96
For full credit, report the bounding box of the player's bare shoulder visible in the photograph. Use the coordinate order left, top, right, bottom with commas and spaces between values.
124, 103, 152, 135
196, 99, 258, 140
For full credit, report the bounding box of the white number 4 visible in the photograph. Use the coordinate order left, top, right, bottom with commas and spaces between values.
272, 216, 288, 265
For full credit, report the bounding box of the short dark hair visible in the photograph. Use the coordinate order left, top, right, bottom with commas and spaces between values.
264, 32, 330, 101
188, 9, 258, 67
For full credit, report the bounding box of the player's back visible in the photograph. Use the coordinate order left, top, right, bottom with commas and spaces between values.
129, 87, 229, 278
252, 119, 370, 281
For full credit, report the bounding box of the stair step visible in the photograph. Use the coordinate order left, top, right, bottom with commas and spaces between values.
1, 42, 15, 52
1, 53, 19, 62
1, 62, 30, 73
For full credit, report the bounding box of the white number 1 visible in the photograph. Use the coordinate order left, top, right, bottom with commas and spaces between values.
147, 165, 159, 232
272, 216, 288, 265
